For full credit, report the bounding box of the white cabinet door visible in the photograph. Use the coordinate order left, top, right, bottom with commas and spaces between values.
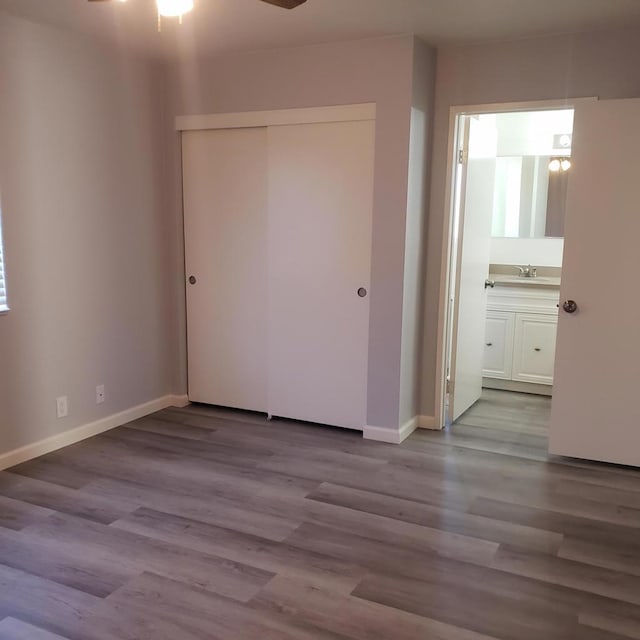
483, 311, 515, 380
512, 314, 557, 385
267, 120, 375, 430
550, 99, 640, 466
182, 128, 268, 411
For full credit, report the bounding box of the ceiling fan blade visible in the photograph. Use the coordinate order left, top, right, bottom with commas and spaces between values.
259, 0, 308, 8
87, 0, 309, 6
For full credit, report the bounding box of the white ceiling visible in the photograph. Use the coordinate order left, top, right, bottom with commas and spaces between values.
2, 0, 640, 59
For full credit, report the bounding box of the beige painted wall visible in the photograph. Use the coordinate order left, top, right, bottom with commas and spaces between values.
420, 27, 640, 419
168, 35, 434, 430
0, 14, 176, 456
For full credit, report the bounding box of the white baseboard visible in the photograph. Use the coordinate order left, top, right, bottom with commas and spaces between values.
0, 393, 189, 471
170, 394, 190, 408
418, 415, 441, 430
364, 416, 418, 444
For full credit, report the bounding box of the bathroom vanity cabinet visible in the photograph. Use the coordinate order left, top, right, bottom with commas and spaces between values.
483, 285, 560, 394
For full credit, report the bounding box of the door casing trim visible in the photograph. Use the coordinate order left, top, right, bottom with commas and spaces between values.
435, 97, 597, 429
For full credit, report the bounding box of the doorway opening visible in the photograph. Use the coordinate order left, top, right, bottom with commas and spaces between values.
441, 105, 575, 440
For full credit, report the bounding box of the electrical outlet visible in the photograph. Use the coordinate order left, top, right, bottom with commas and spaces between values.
96, 384, 105, 405
56, 396, 68, 419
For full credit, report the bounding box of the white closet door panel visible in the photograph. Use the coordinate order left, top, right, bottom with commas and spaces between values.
182, 128, 268, 411
267, 120, 375, 429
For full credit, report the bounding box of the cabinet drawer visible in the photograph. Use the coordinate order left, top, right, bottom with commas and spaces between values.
483, 311, 515, 380
487, 286, 560, 315
512, 314, 558, 385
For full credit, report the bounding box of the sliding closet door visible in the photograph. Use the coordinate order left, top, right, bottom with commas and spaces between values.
182, 127, 268, 411
267, 120, 375, 429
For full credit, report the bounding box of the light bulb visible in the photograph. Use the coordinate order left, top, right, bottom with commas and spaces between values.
549, 159, 561, 172
156, 0, 194, 17
560, 159, 572, 172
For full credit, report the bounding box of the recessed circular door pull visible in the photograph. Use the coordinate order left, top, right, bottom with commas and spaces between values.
189, 276, 197, 285
357, 287, 367, 298
562, 300, 578, 313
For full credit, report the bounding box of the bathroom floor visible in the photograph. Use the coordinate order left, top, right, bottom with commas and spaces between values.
458, 388, 550, 436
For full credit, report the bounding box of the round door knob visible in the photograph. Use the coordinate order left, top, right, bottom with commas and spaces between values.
562, 300, 578, 314
188, 276, 197, 285
357, 287, 368, 298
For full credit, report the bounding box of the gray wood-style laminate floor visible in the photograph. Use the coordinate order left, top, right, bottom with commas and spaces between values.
2, 389, 640, 639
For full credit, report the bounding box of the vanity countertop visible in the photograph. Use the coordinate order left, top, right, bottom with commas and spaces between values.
490, 274, 561, 288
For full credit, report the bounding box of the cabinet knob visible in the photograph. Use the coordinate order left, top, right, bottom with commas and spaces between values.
486, 342, 493, 347
357, 287, 368, 298
188, 276, 197, 285
534, 347, 541, 352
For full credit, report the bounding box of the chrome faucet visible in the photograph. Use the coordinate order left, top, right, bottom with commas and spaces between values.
516, 265, 537, 278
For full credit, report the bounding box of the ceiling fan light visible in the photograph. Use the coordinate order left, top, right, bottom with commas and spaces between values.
156, 0, 194, 17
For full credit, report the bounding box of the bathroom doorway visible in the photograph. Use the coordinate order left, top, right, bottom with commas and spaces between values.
440, 103, 576, 438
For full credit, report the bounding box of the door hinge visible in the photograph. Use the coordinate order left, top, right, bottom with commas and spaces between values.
446, 378, 452, 394
458, 149, 467, 164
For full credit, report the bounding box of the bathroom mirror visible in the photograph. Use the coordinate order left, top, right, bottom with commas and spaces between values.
490, 155, 569, 239
466, 108, 574, 240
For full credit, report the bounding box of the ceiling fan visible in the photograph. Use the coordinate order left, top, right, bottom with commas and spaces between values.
88, 0, 307, 29
87, 0, 309, 15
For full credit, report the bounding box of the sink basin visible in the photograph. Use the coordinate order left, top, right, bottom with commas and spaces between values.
490, 274, 561, 287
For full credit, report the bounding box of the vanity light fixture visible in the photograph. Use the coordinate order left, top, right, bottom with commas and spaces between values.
549, 157, 572, 173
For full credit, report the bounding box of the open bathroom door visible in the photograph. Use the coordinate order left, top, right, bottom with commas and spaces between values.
449, 118, 495, 422
550, 98, 640, 466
